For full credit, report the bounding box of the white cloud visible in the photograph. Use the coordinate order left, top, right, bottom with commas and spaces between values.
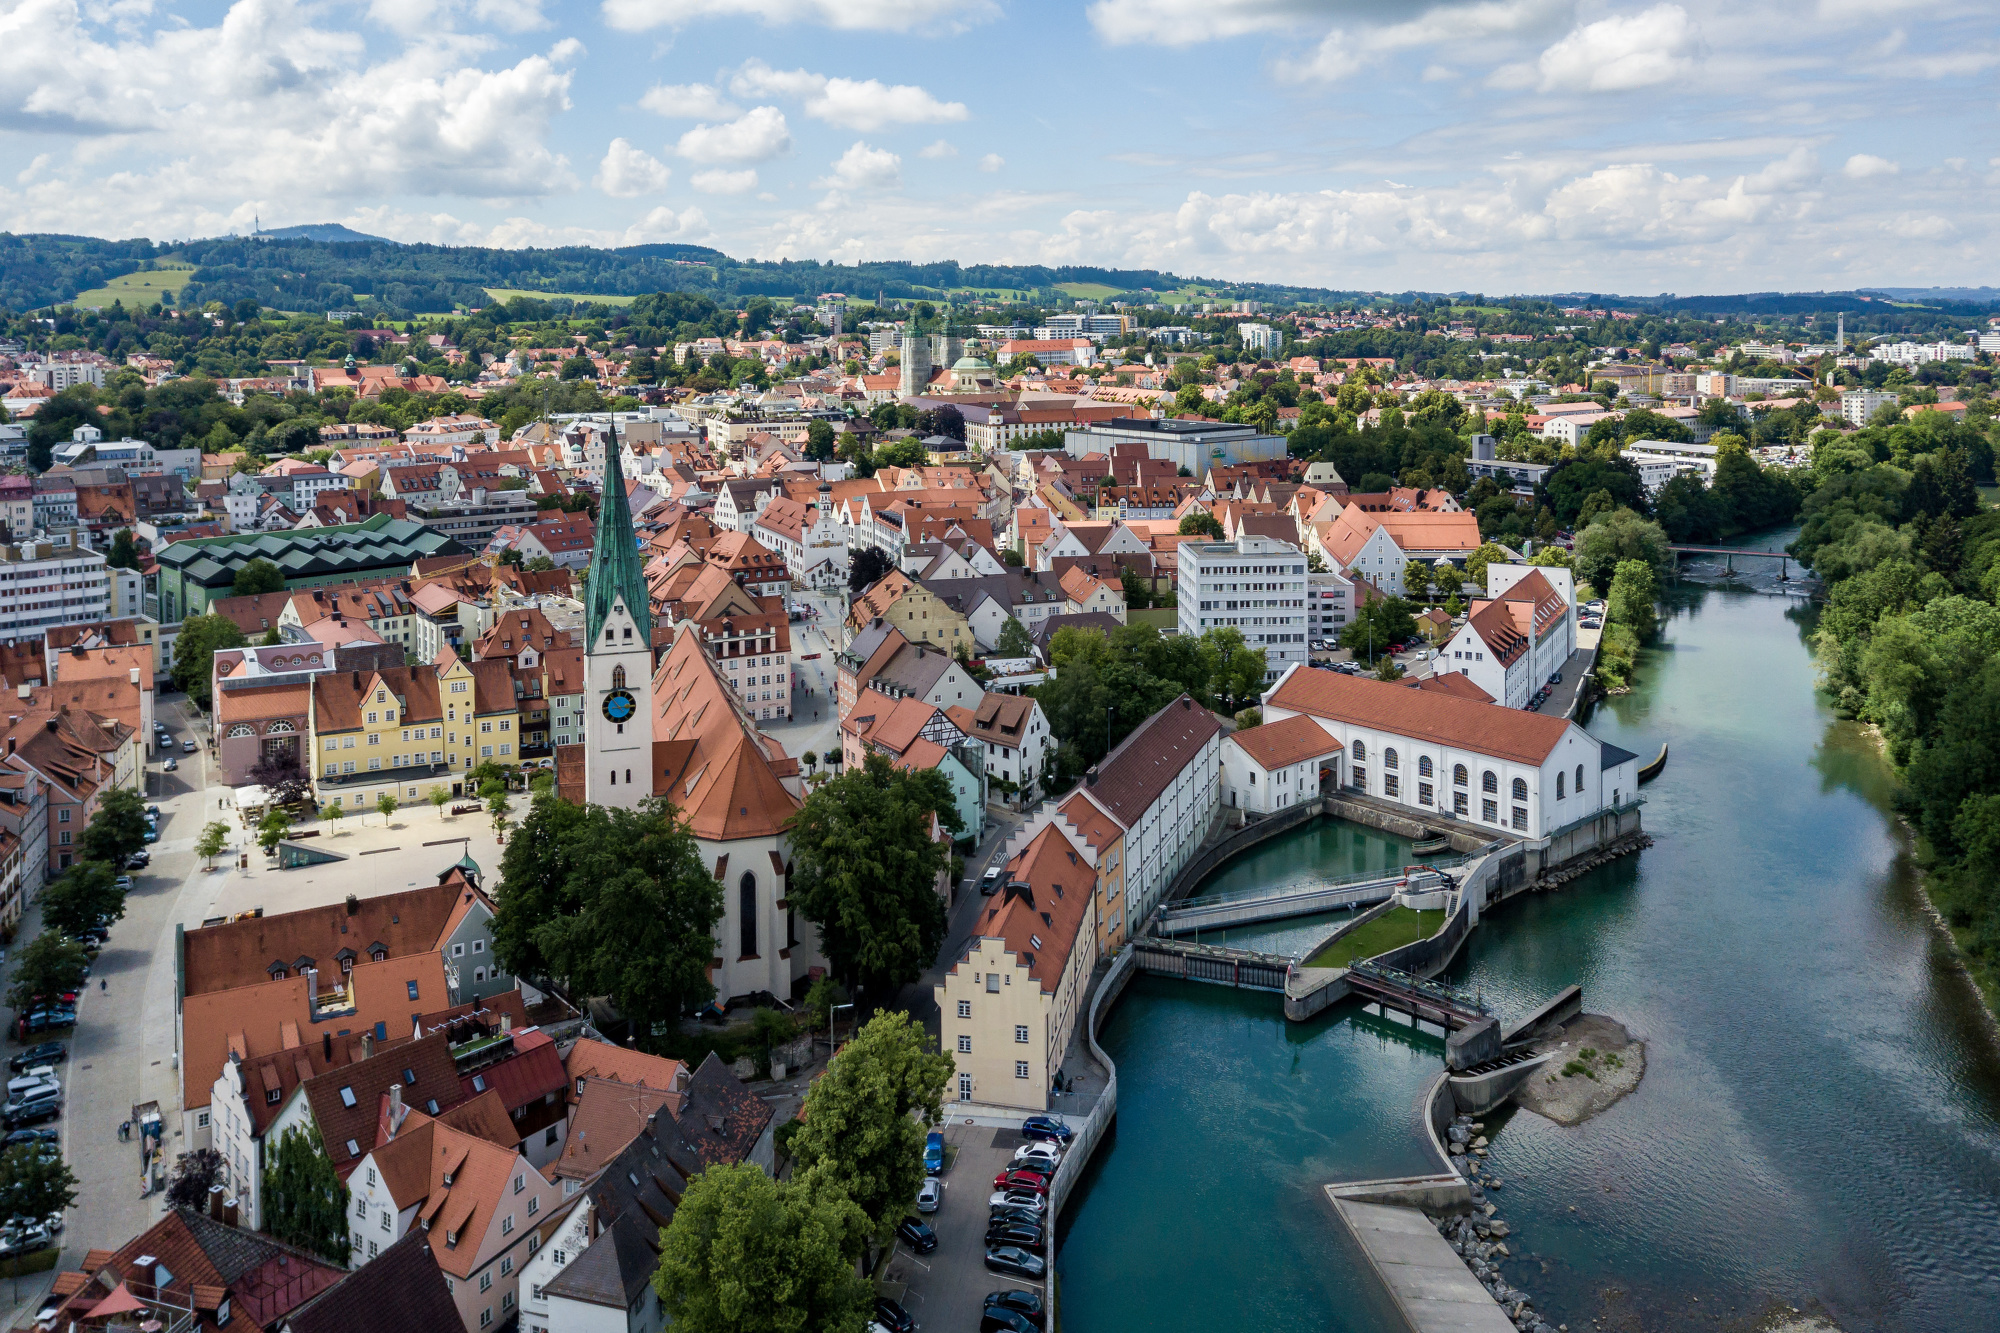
729, 61, 968, 130
919, 139, 958, 159
601, 0, 997, 34
639, 83, 741, 120
818, 140, 902, 190
978, 153, 1005, 172
594, 138, 672, 196
1094, 0, 1566, 53
1536, 4, 1699, 92
470, 0, 552, 31
1421, 64, 1457, 81
691, 168, 759, 194
1885, 213, 1954, 239
336, 202, 708, 248
1276, 0, 1570, 84
673, 107, 791, 164
1844, 153, 1899, 178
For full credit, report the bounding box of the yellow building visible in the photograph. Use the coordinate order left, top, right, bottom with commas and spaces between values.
307, 651, 521, 811
935, 820, 1099, 1113
845, 569, 972, 651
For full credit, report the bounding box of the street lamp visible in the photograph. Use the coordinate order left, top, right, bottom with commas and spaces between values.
827, 1000, 854, 1049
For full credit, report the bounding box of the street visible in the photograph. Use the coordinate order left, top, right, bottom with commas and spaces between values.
0, 691, 232, 1324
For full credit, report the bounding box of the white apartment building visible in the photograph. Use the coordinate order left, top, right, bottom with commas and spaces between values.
0, 543, 111, 638
1307, 569, 1355, 644
1439, 565, 1576, 710
1869, 340, 1974, 365
1841, 390, 1901, 426
1177, 536, 1311, 680
26, 362, 107, 391
1238, 323, 1283, 356
1620, 439, 1719, 495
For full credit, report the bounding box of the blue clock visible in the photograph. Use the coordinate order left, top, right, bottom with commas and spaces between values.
602, 689, 637, 723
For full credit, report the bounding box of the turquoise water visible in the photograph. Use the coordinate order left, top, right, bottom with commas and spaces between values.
1175, 818, 1416, 959
1057, 582, 2000, 1332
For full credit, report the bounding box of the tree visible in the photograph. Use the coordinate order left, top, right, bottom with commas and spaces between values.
1465, 542, 1508, 591
257, 806, 291, 855
487, 788, 512, 838
231, 558, 286, 597
1608, 559, 1659, 640
375, 792, 399, 822
805, 418, 837, 461
165, 1148, 226, 1212
787, 1011, 953, 1243
0, 1143, 78, 1227
1178, 510, 1225, 539
1572, 508, 1671, 591
788, 755, 955, 995
319, 802, 344, 832
654, 1163, 873, 1333
76, 787, 149, 868
107, 528, 141, 571
41, 862, 125, 939
262, 1126, 350, 1264
1338, 597, 1419, 662
1401, 560, 1435, 603
171, 613, 249, 705
994, 616, 1035, 659
847, 546, 893, 594
195, 821, 229, 868
5, 932, 88, 1014
494, 795, 723, 1029
245, 750, 310, 809
429, 788, 451, 819
1373, 656, 1407, 681
525, 555, 557, 572
1201, 627, 1267, 712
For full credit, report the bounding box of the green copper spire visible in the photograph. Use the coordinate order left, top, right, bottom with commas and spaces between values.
585, 419, 652, 647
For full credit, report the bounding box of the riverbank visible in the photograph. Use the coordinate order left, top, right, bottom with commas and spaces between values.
1511, 1014, 1644, 1126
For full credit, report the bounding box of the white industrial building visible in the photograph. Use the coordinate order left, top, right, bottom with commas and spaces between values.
1177, 535, 1311, 680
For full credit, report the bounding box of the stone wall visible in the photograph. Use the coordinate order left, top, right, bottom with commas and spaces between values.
1322, 793, 1492, 853
1046, 946, 1134, 1331
1153, 798, 1318, 916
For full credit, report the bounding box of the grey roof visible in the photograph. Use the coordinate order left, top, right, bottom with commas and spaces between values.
1031, 611, 1125, 648
869, 642, 957, 697
282, 1230, 461, 1333
841, 616, 901, 668
544, 1211, 659, 1309
922, 569, 1068, 621
1599, 740, 1640, 770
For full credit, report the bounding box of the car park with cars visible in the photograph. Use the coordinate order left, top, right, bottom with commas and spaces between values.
7, 1044, 64, 1075
895, 1216, 937, 1254
1019, 1116, 1072, 1143
985, 1290, 1046, 1328
872, 1297, 916, 1333
916, 1177, 941, 1213
984, 1245, 1045, 1280
924, 1129, 945, 1174
992, 1167, 1050, 1195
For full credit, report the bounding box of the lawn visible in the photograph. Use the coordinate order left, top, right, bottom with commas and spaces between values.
1128, 607, 1179, 632
483, 287, 639, 306
72, 262, 196, 309
1306, 906, 1443, 968
1056, 282, 1129, 300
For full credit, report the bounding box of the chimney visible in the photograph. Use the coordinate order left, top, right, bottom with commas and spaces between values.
360, 1031, 373, 1059
388, 1082, 403, 1127
307, 966, 319, 1009
128, 667, 140, 687
345, 893, 359, 916
320, 1029, 332, 1061
500, 1014, 512, 1034
1084, 766, 1098, 786
223, 1198, 239, 1227
208, 1184, 225, 1220
44, 718, 56, 733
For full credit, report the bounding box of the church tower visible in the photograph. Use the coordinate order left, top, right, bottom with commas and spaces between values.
584, 420, 654, 810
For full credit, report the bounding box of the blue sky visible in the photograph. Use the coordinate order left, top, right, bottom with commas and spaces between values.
1, 0, 1994, 292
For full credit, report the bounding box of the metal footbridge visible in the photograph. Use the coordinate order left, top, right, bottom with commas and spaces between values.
1154, 861, 1462, 936
1342, 960, 1493, 1031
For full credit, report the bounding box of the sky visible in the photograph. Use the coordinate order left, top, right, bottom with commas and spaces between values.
0, 0, 1995, 294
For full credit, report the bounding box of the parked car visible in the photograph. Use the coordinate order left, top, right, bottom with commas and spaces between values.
981, 866, 1003, 895
992, 1168, 1050, 1196
1548, 672, 1563, 685
895, 1216, 937, 1254
113, 876, 133, 892
984, 1220, 1046, 1253
143, 828, 160, 844
985, 1289, 1047, 1328
1011, 1142, 1060, 1169
989, 1189, 1045, 1212
916, 1178, 941, 1213
924, 1130, 945, 1175
18, 1013, 73, 1037
984, 1246, 1046, 1280
989, 1204, 1042, 1229
981, 1310, 1039, 1333
872, 1298, 916, 1333
1019, 1115, 1074, 1144
126, 851, 149, 869
7, 1044, 64, 1075
1, 1127, 58, 1152
3, 1090, 61, 1129
181, 739, 197, 753
161, 757, 178, 772
0, 1222, 51, 1258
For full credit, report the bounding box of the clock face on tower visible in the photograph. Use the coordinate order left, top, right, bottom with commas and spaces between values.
602, 689, 637, 723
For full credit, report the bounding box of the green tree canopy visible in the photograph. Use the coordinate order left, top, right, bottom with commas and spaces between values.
5, 931, 89, 1013
1571, 508, 1671, 591
1338, 596, 1419, 660
77, 786, 149, 867
1178, 510, 1224, 539
788, 754, 956, 995
1608, 559, 1659, 640
231, 557, 286, 597
654, 1163, 873, 1333
107, 529, 141, 571
0, 1142, 79, 1224
171, 613, 249, 705
993, 616, 1035, 659
787, 1011, 953, 1242
494, 796, 725, 1034
41, 861, 125, 939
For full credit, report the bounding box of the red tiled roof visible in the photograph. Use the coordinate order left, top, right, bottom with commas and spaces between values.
1226, 714, 1344, 771
1266, 666, 1570, 764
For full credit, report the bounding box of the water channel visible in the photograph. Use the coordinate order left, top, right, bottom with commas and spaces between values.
1057, 559, 2000, 1333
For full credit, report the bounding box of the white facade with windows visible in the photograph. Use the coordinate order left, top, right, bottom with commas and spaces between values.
1176, 536, 1310, 679
1307, 569, 1354, 643
0, 543, 111, 638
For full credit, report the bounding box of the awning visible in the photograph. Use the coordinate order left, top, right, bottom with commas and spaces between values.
84, 1282, 148, 1319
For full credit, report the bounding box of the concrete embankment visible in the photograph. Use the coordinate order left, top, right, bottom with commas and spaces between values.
1328, 1197, 1519, 1333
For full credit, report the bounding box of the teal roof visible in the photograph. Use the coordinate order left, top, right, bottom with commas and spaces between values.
155, 514, 464, 588
586, 422, 652, 646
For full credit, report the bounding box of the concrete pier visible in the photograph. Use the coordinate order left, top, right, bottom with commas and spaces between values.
1327, 1195, 1517, 1333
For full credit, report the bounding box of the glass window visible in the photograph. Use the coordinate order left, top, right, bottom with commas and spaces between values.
1482, 770, 1498, 794
1512, 777, 1528, 801
957, 1035, 972, 1054
1384, 748, 1398, 770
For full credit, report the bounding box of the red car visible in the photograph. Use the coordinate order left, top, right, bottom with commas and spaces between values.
993, 1168, 1051, 1195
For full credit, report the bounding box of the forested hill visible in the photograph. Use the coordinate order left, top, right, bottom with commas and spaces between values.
0, 231, 1345, 317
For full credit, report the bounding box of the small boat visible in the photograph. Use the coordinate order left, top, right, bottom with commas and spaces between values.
1637, 744, 1668, 784
1411, 829, 1451, 854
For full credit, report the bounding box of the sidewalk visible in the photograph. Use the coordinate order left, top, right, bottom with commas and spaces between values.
893, 805, 1027, 1038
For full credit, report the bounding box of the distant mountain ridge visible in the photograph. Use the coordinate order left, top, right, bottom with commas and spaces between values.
252, 223, 395, 244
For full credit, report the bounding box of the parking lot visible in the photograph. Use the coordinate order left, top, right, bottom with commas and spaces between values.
878, 1116, 1050, 1332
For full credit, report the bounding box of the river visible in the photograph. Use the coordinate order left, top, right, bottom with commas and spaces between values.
1056, 566, 2000, 1333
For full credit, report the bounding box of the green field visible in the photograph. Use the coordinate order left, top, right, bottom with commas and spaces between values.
484, 287, 639, 307
1306, 906, 1443, 968
72, 262, 196, 309
1128, 607, 1179, 631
